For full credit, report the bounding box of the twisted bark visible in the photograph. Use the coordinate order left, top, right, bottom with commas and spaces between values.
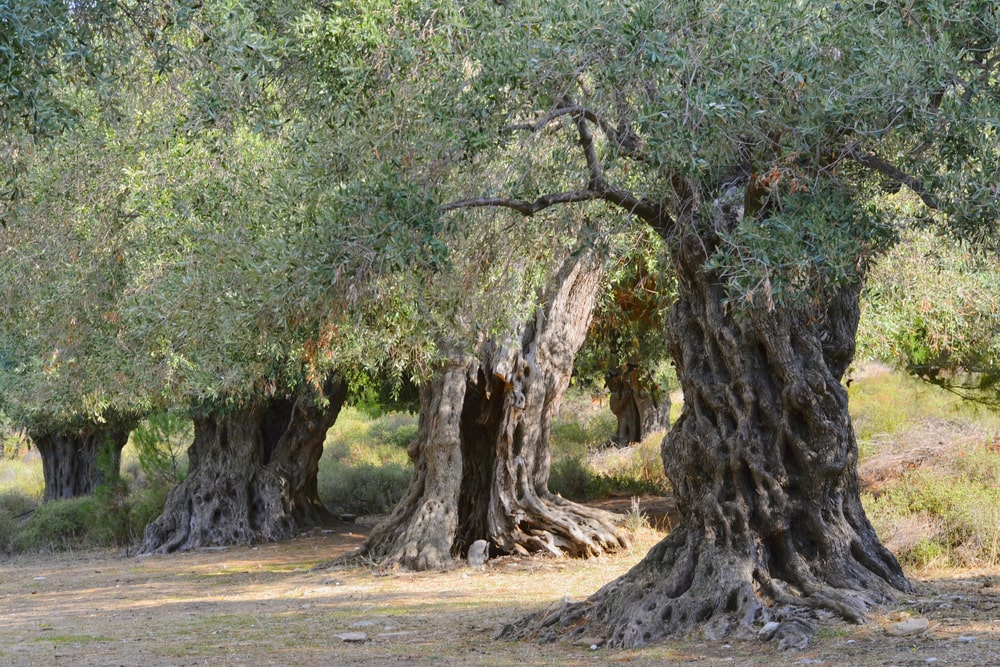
501, 228, 911, 647
31, 419, 134, 501
352, 251, 628, 570
137, 375, 347, 554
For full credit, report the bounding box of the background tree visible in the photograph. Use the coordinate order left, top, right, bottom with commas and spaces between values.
860, 228, 1000, 405
355, 243, 630, 570
1, 0, 451, 546
575, 227, 675, 444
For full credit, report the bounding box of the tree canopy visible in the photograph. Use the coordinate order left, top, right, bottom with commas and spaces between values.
861, 229, 1000, 405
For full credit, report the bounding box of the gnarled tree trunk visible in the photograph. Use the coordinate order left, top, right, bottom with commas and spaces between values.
353, 252, 628, 570
502, 229, 911, 647
137, 375, 347, 554
31, 419, 133, 502
606, 364, 670, 445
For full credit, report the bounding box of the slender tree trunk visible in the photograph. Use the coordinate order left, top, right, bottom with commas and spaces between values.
137, 375, 347, 554
31, 421, 133, 502
353, 252, 628, 570
501, 230, 911, 647
606, 365, 670, 445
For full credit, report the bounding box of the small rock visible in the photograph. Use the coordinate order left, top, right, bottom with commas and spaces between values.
758, 621, 781, 641
775, 619, 815, 651
957, 635, 976, 643
350, 621, 376, 628
589, 644, 598, 651
846, 640, 857, 645
886, 617, 929, 637
926, 658, 938, 664
467, 540, 489, 569
333, 632, 368, 643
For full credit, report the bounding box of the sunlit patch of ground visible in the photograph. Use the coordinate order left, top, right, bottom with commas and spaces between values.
2, 520, 1000, 667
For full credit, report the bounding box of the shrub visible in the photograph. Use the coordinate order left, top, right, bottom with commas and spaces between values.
320, 462, 412, 517
14, 497, 97, 551
863, 441, 1000, 569
130, 412, 191, 486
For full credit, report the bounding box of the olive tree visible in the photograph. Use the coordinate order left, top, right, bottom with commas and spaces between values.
1, 0, 444, 544
860, 229, 1000, 405
406, 0, 1000, 647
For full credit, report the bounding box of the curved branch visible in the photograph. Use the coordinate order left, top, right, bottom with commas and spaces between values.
441, 183, 671, 232
441, 189, 606, 216
843, 143, 939, 210
451, 99, 671, 233
508, 104, 618, 142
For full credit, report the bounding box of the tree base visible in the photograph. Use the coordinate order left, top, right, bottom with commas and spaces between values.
499, 517, 912, 648
136, 377, 346, 554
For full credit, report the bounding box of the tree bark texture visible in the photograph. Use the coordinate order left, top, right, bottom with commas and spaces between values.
137, 375, 347, 554
353, 358, 469, 570
501, 229, 911, 647
355, 251, 628, 570
31, 421, 132, 502
606, 365, 670, 445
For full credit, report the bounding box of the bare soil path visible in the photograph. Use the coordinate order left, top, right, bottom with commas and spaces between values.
2, 509, 999, 666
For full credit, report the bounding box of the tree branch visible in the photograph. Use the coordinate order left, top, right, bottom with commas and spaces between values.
508, 104, 617, 141
441, 183, 671, 232
446, 99, 670, 233
843, 143, 939, 210
440, 190, 607, 217
507, 102, 643, 156
572, 105, 603, 190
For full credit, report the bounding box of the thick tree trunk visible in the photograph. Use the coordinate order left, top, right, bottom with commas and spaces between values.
606, 364, 670, 445
31, 421, 132, 502
354, 357, 470, 570
353, 252, 628, 570
137, 375, 347, 554
501, 231, 911, 647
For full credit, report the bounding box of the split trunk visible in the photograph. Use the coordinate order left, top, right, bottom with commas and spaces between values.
355, 251, 628, 570
137, 375, 347, 554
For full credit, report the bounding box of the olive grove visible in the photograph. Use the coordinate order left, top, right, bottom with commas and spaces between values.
2, 0, 998, 651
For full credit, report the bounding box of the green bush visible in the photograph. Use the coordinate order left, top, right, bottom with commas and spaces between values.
320, 462, 412, 517
0, 492, 37, 553
126, 484, 172, 541
14, 497, 97, 551
863, 443, 1000, 569
549, 458, 667, 502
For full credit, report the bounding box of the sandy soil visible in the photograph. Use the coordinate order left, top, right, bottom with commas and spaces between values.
3, 505, 1000, 667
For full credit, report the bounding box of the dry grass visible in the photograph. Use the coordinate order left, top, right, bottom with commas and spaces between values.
3, 525, 1000, 666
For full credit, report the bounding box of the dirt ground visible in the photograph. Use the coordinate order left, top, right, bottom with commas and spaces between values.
2, 501, 999, 667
